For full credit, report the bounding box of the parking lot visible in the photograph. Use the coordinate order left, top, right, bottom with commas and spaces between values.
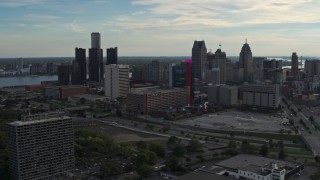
178, 110, 290, 132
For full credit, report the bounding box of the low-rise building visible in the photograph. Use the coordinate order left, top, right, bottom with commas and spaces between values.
44, 85, 88, 100
127, 87, 187, 114
208, 85, 238, 106
240, 84, 279, 110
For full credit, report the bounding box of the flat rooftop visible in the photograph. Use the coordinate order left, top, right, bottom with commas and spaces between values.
9, 113, 71, 126
216, 154, 300, 175
176, 170, 232, 180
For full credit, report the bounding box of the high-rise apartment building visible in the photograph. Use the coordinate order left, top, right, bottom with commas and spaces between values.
291, 52, 299, 77
106, 47, 118, 65
57, 63, 71, 85
169, 63, 186, 88
104, 64, 129, 99
192, 40, 207, 81
304, 60, 320, 76
239, 40, 253, 82
75, 47, 86, 82
7, 113, 75, 180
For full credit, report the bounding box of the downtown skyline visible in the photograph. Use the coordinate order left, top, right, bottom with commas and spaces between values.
1, 0, 320, 57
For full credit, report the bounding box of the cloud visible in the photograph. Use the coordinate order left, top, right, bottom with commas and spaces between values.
25, 13, 61, 21
0, 0, 46, 7
65, 23, 86, 33
131, 0, 320, 27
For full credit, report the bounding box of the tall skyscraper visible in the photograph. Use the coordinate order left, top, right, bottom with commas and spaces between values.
186, 59, 193, 105
291, 52, 299, 77
239, 40, 253, 82
89, 48, 103, 82
104, 64, 129, 99
7, 113, 75, 179
91, 32, 101, 49
57, 63, 71, 85
192, 40, 207, 81
89, 32, 103, 82
75, 47, 86, 82
107, 47, 118, 65
213, 47, 226, 84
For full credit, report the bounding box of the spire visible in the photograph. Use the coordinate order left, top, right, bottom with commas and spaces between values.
219, 42, 222, 50
245, 38, 247, 44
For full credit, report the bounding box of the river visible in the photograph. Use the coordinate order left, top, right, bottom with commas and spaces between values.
0, 75, 58, 88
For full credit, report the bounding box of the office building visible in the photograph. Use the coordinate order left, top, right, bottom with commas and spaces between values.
71, 61, 82, 85
106, 47, 118, 65
30, 63, 45, 75
169, 63, 186, 88
239, 40, 253, 82
192, 40, 207, 81
146, 60, 165, 83
207, 51, 214, 70
186, 59, 193, 105
208, 85, 238, 106
291, 52, 299, 77
75, 47, 86, 82
89, 48, 103, 82
240, 84, 280, 110
225, 61, 235, 83
7, 113, 75, 180
104, 64, 129, 99
127, 87, 187, 115
57, 63, 71, 85
132, 66, 146, 84
212, 48, 227, 84
89, 32, 103, 82
304, 60, 320, 76
91, 32, 101, 49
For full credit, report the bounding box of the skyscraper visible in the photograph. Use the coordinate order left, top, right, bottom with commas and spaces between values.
104, 64, 129, 99
239, 40, 253, 82
75, 47, 86, 82
91, 32, 101, 49
57, 63, 71, 85
213, 47, 227, 84
71, 61, 82, 85
107, 47, 118, 65
192, 40, 207, 81
291, 52, 298, 77
7, 113, 75, 179
89, 32, 103, 82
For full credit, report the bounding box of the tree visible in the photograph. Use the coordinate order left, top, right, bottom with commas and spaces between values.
241, 140, 254, 154
277, 141, 284, 148
136, 141, 147, 149
173, 143, 186, 157
149, 143, 165, 158
167, 136, 179, 147
147, 151, 158, 165
116, 109, 122, 117
228, 141, 237, 149
278, 148, 286, 159
259, 144, 269, 157
309, 115, 315, 122
162, 125, 171, 133
188, 139, 203, 152
136, 164, 153, 178
134, 153, 149, 166
314, 156, 320, 166
289, 119, 294, 125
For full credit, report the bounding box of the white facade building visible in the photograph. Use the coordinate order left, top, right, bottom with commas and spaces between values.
104, 64, 129, 99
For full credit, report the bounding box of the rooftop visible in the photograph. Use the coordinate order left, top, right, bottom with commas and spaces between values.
216, 154, 300, 175
8, 112, 71, 126
176, 170, 232, 180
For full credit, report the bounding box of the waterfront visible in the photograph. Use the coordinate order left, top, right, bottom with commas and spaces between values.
0, 75, 57, 88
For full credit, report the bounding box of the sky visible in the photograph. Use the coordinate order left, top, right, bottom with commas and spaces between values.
0, 0, 320, 57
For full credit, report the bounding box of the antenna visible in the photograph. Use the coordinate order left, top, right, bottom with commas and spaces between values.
245, 38, 247, 44
300, 56, 303, 69
219, 42, 222, 50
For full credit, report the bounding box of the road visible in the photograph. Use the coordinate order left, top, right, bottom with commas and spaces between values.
282, 97, 320, 155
